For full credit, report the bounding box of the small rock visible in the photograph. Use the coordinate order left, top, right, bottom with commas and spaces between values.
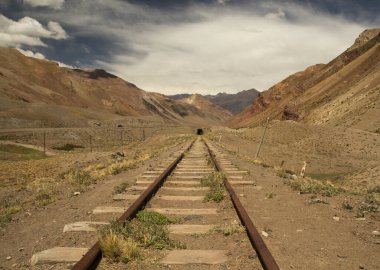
372, 230, 380, 236
359, 264, 365, 269
296, 229, 303, 232
6, 256, 11, 260
333, 216, 340, 221
261, 231, 269, 238
239, 194, 245, 197
290, 174, 298, 180
18, 248, 24, 251
73, 192, 81, 196
355, 218, 366, 221
12, 263, 17, 267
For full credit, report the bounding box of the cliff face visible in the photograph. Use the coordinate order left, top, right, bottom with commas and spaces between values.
230, 29, 380, 132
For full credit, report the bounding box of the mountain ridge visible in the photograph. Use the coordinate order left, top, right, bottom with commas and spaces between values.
229, 28, 380, 132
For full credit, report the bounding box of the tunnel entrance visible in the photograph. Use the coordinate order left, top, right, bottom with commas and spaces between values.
196, 128, 204, 135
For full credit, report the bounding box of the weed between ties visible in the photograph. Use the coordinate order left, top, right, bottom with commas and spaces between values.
99, 211, 185, 264
200, 172, 226, 202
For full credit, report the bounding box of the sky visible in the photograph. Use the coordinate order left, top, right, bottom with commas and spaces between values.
0, 0, 379, 95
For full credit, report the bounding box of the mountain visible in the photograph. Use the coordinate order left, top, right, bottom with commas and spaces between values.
204, 89, 259, 114
0, 47, 229, 128
179, 94, 232, 122
230, 28, 380, 132
168, 89, 259, 115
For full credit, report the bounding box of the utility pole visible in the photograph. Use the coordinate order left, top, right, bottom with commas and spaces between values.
255, 117, 270, 159
89, 135, 92, 152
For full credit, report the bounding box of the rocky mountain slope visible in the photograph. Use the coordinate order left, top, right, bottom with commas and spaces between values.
230, 29, 380, 132
179, 94, 232, 122
0, 47, 229, 128
168, 89, 259, 115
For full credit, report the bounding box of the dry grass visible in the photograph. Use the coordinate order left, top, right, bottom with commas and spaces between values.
201, 172, 226, 202
99, 231, 140, 263
209, 220, 245, 236
99, 211, 184, 263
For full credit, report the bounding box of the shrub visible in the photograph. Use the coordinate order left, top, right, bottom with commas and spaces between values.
99, 211, 185, 263
52, 144, 84, 151
209, 221, 244, 236
67, 170, 96, 186
113, 182, 129, 194
201, 172, 226, 202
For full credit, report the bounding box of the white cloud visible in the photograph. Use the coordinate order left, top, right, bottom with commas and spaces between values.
24, 0, 65, 10
19, 0, 370, 95
0, 14, 68, 47
17, 48, 73, 68
91, 2, 366, 94
17, 48, 46, 59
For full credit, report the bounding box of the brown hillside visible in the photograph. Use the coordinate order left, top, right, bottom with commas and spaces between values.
230, 28, 380, 132
0, 48, 227, 128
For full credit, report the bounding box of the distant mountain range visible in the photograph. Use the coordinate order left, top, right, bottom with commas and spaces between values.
230, 28, 380, 132
168, 89, 259, 115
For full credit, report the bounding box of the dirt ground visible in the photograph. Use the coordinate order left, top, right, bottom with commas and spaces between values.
0, 130, 193, 269
0, 123, 379, 269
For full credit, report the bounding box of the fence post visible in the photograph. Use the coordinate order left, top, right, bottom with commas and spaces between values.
255, 117, 269, 159
90, 135, 92, 152
43, 132, 46, 154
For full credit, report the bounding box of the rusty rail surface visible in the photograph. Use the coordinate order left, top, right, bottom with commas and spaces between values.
204, 140, 280, 270
72, 140, 195, 270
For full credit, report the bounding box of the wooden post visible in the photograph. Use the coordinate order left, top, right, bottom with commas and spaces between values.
43, 132, 46, 154
89, 135, 92, 152
255, 117, 270, 159
142, 129, 145, 141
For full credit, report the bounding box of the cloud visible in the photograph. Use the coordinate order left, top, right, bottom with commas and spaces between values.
17, 47, 73, 68
88, 1, 367, 94
24, 0, 65, 10
0, 14, 68, 47
17, 48, 46, 59
5, 0, 373, 95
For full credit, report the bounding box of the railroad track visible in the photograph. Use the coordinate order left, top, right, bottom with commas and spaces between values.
31, 138, 279, 269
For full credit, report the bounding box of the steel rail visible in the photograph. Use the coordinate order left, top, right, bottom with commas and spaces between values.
72, 140, 195, 270
204, 140, 280, 270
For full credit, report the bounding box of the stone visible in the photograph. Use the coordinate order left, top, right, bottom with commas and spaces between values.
161, 250, 227, 265
6, 256, 11, 260
162, 187, 209, 191
30, 247, 89, 266
63, 221, 109, 232
168, 224, 214, 234
372, 230, 380, 236
157, 195, 203, 201
166, 181, 199, 185
73, 192, 80, 196
333, 216, 340, 221
261, 231, 269, 238
92, 206, 126, 214
149, 208, 218, 215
